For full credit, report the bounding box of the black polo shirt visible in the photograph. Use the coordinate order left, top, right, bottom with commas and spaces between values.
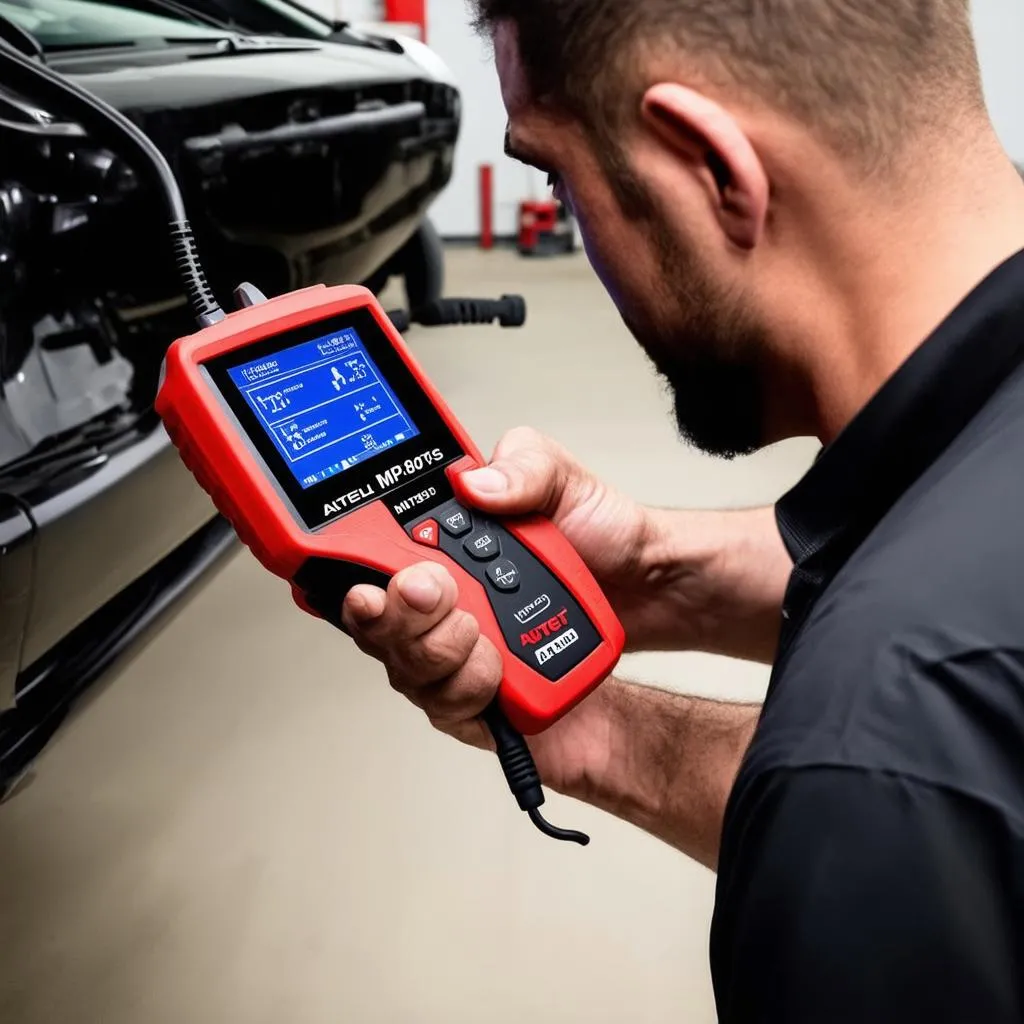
710, 248, 1024, 1023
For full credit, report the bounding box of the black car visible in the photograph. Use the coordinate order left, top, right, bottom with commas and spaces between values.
0, 0, 461, 794
137, 0, 407, 49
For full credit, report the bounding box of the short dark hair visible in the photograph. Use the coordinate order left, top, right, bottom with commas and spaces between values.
471, 0, 984, 173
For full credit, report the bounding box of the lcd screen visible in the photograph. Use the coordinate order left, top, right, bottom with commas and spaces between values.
225, 327, 422, 490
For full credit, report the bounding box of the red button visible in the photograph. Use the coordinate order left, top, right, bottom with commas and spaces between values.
411, 519, 439, 547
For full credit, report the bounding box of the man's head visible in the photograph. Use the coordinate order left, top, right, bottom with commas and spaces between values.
474, 0, 991, 456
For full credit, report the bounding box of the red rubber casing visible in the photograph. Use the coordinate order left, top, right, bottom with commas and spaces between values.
156, 284, 624, 734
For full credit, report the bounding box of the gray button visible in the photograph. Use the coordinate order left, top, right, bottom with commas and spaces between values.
486, 559, 520, 592
440, 505, 472, 537
464, 530, 500, 562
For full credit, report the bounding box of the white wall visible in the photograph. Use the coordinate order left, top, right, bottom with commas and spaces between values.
425, 0, 547, 239
303, 0, 337, 18
423, 0, 1024, 239
315, 0, 380, 20
972, 0, 1024, 161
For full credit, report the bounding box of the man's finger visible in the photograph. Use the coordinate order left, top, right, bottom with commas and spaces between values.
453, 426, 577, 517
433, 716, 494, 752
409, 635, 504, 724
343, 562, 457, 646
387, 610, 481, 692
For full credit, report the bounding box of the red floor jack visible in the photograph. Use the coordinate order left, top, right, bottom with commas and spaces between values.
517, 200, 577, 257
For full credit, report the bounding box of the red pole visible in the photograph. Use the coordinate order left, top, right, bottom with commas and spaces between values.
384, 0, 427, 42
480, 164, 494, 250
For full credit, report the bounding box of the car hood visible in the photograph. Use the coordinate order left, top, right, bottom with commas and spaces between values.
47, 37, 429, 112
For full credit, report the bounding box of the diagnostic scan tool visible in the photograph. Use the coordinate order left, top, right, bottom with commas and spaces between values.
157, 285, 625, 843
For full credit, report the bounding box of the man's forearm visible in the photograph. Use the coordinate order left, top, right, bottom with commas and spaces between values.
633, 506, 792, 663
560, 678, 760, 871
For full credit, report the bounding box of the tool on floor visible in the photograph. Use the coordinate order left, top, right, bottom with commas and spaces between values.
385, 294, 525, 334
517, 199, 577, 257
0, 42, 624, 846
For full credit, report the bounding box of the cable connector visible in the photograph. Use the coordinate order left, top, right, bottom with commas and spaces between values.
483, 703, 590, 846
170, 220, 224, 327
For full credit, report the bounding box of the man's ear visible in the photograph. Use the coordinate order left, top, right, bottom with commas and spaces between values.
641, 83, 769, 250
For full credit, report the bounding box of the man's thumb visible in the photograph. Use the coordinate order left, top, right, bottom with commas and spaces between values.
453, 440, 566, 517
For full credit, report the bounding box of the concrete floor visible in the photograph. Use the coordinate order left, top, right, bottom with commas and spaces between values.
0, 249, 819, 1023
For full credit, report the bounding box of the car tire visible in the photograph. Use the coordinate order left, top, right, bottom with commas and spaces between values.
360, 219, 445, 309
399, 218, 445, 310
362, 265, 392, 298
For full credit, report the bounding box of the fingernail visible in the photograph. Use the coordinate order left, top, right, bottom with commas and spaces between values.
349, 588, 386, 622
398, 570, 442, 613
461, 467, 507, 495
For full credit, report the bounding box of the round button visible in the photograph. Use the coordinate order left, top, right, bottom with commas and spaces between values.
440, 506, 472, 537
486, 559, 520, 592
464, 530, 501, 562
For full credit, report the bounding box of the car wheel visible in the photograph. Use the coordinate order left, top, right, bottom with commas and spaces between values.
399, 218, 445, 310
361, 265, 392, 297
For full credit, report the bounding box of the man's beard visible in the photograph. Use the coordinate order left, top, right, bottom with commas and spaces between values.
653, 344, 764, 460
623, 221, 767, 460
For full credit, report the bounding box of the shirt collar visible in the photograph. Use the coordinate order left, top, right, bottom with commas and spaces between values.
777, 246, 1024, 580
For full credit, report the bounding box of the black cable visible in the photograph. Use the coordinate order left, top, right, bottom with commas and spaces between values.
483, 703, 590, 846
528, 807, 589, 845
0, 41, 224, 328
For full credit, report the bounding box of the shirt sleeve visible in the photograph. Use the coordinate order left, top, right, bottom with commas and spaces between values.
711, 766, 1021, 1024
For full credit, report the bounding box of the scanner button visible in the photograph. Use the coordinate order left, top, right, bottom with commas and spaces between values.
411, 519, 440, 548
486, 559, 521, 593
464, 531, 500, 562
440, 506, 472, 538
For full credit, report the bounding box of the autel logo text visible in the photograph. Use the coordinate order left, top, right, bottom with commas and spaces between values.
520, 608, 570, 647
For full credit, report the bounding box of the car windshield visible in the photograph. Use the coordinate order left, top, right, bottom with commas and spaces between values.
0, 0, 227, 51
184, 0, 332, 39
240, 0, 331, 37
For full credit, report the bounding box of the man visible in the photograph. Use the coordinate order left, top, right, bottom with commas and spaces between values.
343, 2, 1024, 1019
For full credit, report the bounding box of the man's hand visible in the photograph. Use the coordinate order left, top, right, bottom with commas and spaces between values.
340, 427, 785, 846
341, 555, 609, 795
340, 424, 688, 784
342, 560, 757, 869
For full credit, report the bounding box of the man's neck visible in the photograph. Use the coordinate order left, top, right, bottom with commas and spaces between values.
766, 134, 1024, 446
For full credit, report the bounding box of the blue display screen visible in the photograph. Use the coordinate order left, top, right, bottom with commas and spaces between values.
226, 327, 421, 490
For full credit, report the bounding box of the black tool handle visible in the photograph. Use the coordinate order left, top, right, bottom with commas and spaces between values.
412, 295, 527, 328
387, 295, 527, 334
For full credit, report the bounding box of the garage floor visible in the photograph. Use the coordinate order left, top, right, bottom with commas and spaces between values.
0, 249, 819, 1024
